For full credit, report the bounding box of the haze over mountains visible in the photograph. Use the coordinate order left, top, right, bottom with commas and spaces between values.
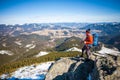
0, 22, 120, 37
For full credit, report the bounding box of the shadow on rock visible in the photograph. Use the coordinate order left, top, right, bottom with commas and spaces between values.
53, 58, 99, 80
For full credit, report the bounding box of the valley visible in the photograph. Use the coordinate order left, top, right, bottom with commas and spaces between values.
0, 22, 120, 80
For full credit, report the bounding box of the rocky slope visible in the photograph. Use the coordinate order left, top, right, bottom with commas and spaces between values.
45, 54, 120, 80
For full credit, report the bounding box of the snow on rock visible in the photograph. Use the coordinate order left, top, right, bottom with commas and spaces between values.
66, 47, 82, 52
0, 62, 54, 79
0, 50, 13, 55
35, 51, 49, 57
98, 45, 120, 56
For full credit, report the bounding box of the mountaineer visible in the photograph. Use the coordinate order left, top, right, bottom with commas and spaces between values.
81, 29, 93, 59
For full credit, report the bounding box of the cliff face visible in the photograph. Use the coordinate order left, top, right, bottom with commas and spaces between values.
45, 54, 120, 80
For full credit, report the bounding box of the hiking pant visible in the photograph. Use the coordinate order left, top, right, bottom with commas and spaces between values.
81, 44, 92, 58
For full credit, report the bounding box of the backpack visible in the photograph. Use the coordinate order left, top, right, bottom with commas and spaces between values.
92, 33, 98, 46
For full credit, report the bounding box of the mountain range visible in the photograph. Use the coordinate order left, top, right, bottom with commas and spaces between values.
0, 22, 120, 80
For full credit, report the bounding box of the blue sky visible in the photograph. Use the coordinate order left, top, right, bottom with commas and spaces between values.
0, 0, 120, 24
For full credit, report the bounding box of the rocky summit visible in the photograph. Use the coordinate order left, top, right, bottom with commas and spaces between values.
45, 54, 120, 80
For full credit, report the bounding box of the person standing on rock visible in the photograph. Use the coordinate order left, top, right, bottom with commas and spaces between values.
81, 29, 93, 59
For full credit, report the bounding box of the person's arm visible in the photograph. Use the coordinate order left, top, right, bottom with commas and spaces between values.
84, 35, 93, 44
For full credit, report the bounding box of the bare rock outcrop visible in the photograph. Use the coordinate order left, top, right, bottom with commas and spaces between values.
45, 58, 95, 80
45, 53, 120, 80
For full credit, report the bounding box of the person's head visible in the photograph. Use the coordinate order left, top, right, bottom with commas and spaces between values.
86, 29, 90, 35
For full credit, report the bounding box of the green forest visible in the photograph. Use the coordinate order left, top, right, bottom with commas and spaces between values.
0, 51, 82, 75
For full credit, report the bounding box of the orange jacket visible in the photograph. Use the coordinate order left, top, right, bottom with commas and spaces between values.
84, 34, 93, 45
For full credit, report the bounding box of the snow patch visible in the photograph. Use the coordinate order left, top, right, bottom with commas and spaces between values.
0, 62, 54, 79
66, 47, 82, 52
25, 44, 33, 48
0, 74, 9, 79
0, 50, 13, 55
98, 45, 120, 56
14, 41, 22, 45
35, 51, 49, 57
29, 45, 36, 49
25, 44, 36, 49
2, 43, 6, 47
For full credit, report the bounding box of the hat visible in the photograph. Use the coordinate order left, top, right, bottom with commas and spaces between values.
86, 29, 90, 32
